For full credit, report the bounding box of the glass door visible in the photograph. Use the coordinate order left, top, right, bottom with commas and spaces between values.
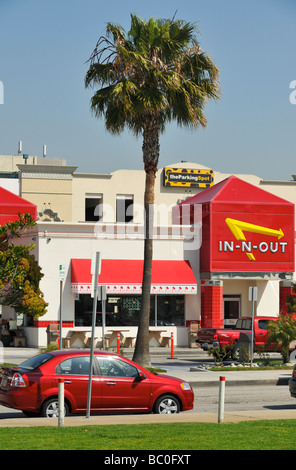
223, 295, 241, 328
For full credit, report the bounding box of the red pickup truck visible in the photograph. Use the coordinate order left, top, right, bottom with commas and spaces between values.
196, 316, 278, 357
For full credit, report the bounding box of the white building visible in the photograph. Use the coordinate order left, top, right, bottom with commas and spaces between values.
1, 159, 295, 348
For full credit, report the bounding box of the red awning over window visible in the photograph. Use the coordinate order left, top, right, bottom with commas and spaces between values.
71, 259, 197, 295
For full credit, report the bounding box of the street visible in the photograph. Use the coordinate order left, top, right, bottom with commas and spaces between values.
1, 382, 295, 420
0, 348, 295, 420
195, 383, 296, 414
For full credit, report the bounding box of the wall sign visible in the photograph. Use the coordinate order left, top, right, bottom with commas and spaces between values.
210, 211, 294, 273
175, 175, 295, 274
163, 167, 214, 188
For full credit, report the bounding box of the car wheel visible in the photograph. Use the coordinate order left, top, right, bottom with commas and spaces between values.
41, 398, 69, 418
154, 394, 180, 414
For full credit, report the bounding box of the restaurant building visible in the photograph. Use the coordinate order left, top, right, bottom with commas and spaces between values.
0, 158, 295, 347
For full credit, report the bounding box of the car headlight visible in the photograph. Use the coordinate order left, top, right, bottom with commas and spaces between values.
180, 382, 192, 391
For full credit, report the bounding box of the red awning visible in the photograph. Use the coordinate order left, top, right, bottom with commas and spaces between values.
71, 259, 197, 295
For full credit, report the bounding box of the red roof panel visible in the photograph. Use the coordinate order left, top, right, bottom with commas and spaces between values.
0, 186, 37, 225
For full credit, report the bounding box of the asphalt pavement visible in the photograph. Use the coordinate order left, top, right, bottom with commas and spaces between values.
0, 346, 295, 426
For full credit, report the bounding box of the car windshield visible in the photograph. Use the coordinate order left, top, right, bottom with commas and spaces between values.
18, 353, 53, 370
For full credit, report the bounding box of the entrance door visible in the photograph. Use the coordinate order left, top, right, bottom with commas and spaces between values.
223, 295, 241, 328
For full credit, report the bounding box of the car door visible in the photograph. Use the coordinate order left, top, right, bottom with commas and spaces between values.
256, 319, 278, 350
56, 355, 101, 412
97, 356, 151, 411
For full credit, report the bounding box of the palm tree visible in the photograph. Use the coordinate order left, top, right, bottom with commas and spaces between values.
85, 14, 220, 367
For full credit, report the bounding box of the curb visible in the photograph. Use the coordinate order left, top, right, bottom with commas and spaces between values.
191, 377, 290, 387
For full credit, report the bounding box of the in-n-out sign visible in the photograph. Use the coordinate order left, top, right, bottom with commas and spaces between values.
219, 218, 288, 261
175, 175, 295, 274
219, 240, 288, 258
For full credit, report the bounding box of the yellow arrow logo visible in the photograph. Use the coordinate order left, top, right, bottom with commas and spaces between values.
225, 218, 284, 261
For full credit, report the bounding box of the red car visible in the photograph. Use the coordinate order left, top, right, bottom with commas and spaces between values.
0, 350, 194, 417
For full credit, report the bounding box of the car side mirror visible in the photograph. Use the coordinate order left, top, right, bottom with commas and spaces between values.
138, 371, 146, 380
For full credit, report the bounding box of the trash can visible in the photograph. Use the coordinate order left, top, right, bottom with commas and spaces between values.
187, 323, 199, 348
1, 333, 11, 347
14, 330, 26, 347
238, 331, 252, 362
46, 324, 59, 346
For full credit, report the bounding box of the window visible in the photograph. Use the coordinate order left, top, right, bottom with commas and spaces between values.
223, 295, 241, 328
56, 356, 96, 375
97, 357, 139, 378
258, 319, 275, 331
85, 194, 103, 222
19, 353, 53, 370
241, 318, 252, 330
75, 295, 119, 326
116, 195, 133, 223
75, 294, 185, 327
150, 295, 185, 326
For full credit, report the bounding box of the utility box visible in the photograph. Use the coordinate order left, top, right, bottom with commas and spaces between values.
238, 331, 252, 362
46, 324, 59, 346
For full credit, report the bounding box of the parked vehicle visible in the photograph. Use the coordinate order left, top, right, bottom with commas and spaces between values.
196, 316, 280, 357
0, 350, 194, 417
289, 365, 296, 398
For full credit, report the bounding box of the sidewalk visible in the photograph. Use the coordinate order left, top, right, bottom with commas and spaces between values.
0, 347, 294, 426
0, 408, 294, 427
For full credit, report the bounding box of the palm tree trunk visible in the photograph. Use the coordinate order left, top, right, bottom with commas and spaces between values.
133, 116, 159, 368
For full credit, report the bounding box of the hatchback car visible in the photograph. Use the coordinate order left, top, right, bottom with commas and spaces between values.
0, 350, 194, 417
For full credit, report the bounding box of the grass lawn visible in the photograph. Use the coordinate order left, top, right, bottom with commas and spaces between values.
0, 420, 296, 450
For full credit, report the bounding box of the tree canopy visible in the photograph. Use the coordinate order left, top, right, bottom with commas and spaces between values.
0, 213, 48, 318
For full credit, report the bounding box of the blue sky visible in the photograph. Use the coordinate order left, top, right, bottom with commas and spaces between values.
0, 0, 295, 180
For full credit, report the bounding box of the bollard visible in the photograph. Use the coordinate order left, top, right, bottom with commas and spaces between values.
170, 332, 174, 359
218, 376, 225, 423
58, 378, 64, 427
117, 332, 120, 354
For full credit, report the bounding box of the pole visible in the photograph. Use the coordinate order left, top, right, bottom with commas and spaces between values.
86, 252, 100, 419
170, 332, 174, 359
250, 287, 257, 367
59, 280, 63, 350
101, 286, 106, 350
218, 376, 225, 423
251, 295, 255, 367
58, 378, 64, 427
248, 286, 257, 367
117, 332, 120, 354
58, 264, 65, 350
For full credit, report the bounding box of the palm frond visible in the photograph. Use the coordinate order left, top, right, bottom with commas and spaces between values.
85, 13, 221, 135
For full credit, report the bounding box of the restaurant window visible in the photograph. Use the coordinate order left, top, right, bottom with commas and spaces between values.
151, 295, 185, 326
116, 195, 133, 223
74, 294, 185, 327
85, 194, 103, 222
